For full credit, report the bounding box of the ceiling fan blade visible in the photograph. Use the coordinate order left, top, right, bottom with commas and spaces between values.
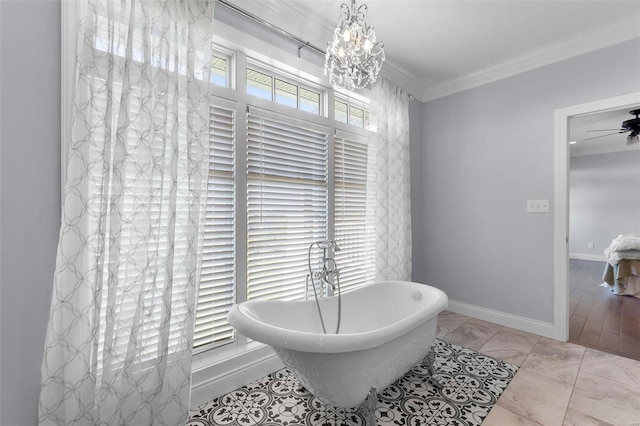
585, 129, 625, 132
584, 131, 626, 141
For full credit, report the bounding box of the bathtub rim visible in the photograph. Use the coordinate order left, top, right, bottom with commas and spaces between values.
227, 280, 448, 353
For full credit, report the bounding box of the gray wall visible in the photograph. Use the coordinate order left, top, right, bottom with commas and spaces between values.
569, 150, 640, 257
413, 38, 640, 323
0, 1, 61, 425
409, 99, 425, 258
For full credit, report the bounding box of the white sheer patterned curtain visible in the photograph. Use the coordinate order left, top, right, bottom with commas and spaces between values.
38, 1, 214, 424
369, 78, 412, 281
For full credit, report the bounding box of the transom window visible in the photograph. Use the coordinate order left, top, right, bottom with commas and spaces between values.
334, 99, 369, 129
246, 66, 322, 115
210, 55, 229, 87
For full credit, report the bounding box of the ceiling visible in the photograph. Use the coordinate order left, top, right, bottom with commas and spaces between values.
570, 107, 640, 157
229, 0, 640, 101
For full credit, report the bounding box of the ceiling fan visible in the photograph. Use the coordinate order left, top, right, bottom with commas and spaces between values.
585, 109, 640, 145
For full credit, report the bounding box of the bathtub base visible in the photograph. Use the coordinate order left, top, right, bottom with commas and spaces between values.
422, 348, 444, 389
356, 386, 377, 426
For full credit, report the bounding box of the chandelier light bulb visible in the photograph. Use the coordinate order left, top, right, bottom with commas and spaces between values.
324, 0, 385, 90
627, 132, 639, 145
352, 29, 360, 45
343, 28, 350, 42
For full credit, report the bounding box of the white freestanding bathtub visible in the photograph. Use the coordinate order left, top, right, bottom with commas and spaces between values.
227, 280, 448, 409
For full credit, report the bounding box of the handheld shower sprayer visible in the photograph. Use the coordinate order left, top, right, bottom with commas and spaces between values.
307, 240, 342, 334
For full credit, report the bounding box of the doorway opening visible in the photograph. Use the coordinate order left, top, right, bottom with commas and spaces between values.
553, 92, 640, 355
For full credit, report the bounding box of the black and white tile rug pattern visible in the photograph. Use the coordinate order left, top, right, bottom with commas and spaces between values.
188, 339, 518, 426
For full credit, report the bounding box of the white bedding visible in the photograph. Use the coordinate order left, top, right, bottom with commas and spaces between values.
605, 234, 640, 266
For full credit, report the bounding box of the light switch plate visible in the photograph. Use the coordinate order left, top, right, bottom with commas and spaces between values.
527, 199, 550, 213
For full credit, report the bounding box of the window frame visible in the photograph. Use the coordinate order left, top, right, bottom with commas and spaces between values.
334, 95, 371, 130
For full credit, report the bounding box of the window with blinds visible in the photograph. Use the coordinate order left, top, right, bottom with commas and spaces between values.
246, 109, 329, 302
188, 56, 371, 354
193, 103, 236, 350
334, 132, 376, 293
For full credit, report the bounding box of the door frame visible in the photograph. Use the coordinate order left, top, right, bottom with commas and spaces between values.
553, 91, 640, 341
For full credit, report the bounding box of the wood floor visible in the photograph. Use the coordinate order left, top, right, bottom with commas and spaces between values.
569, 258, 640, 361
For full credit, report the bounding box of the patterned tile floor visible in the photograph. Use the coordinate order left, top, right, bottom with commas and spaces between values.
191, 311, 640, 425
188, 339, 518, 426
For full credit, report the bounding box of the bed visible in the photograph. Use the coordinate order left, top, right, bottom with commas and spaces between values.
602, 234, 640, 298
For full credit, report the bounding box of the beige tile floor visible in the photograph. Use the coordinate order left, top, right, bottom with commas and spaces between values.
437, 311, 640, 426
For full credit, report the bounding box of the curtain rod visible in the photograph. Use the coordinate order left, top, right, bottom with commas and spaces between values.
216, 0, 326, 57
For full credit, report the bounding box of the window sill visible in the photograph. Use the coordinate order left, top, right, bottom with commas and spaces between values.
190, 341, 284, 407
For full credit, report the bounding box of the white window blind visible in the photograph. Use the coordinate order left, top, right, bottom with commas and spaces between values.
334, 131, 376, 293
246, 109, 328, 301
193, 104, 236, 350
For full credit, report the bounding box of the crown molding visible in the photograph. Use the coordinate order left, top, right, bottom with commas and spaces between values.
422, 16, 640, 103
381, 62, 428, 102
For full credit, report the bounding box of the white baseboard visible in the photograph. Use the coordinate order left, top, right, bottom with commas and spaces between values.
569, 253, 607, 262
446, 300, 556, 340
190, 345, 284, 408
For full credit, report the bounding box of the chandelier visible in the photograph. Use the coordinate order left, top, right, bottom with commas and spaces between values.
324, 0, 385, 90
